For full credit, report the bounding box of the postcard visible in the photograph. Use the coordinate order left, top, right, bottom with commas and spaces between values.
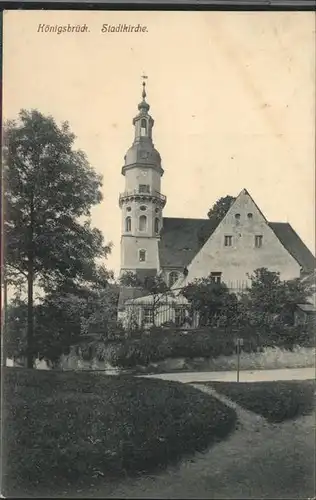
2, 8, 315, 499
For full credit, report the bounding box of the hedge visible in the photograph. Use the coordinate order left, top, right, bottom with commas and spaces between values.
107, 325, 312, 369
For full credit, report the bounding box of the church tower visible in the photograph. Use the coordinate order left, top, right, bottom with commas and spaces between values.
119, 80, 166, 277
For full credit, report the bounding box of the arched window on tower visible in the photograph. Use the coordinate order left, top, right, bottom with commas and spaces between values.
139, 215, 147, 232
169, 271, 179, 288
140, 118, 147, 137
154, 218, 160, 234
125, 217, 131, 232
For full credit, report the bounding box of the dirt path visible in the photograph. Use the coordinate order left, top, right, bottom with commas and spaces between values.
141, 366, 315, 384
92, 383, 315, 499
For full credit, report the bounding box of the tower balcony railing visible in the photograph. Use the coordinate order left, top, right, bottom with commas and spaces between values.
119, 188, 167, 207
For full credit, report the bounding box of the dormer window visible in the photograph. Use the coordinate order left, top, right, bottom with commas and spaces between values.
235, 213, 241, 220
140, 118, 147, 136
247, 213, 253, 219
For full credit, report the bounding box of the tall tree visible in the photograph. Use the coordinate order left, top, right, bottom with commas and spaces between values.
207, 195, 236, 221
4, 109, 111, 368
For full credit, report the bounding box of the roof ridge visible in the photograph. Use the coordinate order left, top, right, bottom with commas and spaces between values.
163, 216, 209, 221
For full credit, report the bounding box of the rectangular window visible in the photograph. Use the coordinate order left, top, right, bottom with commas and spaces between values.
175, 307, 186, 327
139, 249, 146, 262
224, 235, 232, 247
139, 184, 150, 194
210, 272, 222, 284
143, 307, 153, 325
255, 235, 263, 248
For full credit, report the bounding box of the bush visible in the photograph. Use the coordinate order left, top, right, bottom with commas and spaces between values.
184, 331, 235, 358
200, 345, 315, 372
2, 368, 237, 496
209, 379, 315, 422
253, 324, 315, 351
109, 328, 238, 368
109, 339, 171, 368
106, 324, 315, 369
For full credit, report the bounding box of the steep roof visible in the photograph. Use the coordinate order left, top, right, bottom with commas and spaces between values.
158, 217, 315, 273
269, 222, 316, 273
159, 217, 219, 268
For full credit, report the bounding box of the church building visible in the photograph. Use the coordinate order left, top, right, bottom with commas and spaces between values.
118, 82, 315, 327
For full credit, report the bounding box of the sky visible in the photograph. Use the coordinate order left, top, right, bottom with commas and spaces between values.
3, 10, 315, 277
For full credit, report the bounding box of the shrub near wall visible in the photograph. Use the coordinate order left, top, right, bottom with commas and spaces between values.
266, 324, 315, 350
110, 337, 172, 368
109, 327, 238, 369
168, 328, 237, 358
109, 325, 314, 370
193, 345, 315, 372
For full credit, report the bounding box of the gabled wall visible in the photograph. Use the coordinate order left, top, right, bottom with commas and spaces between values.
175, 189, 301, 291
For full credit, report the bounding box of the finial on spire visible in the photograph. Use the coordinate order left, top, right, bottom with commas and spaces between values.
138, 74, 150, 113
142, 81, 146, 99
141, 74, 148, 100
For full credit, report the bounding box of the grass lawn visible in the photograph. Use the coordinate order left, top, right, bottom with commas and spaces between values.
201, 379, 315, 423
2, 368, 236, 496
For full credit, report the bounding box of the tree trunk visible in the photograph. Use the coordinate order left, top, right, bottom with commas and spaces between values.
26, 197, 34, 369
2, 277, 8, 366
27, 263, 34, 368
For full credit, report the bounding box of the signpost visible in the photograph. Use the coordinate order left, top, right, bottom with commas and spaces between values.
235, 338, 244, 382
